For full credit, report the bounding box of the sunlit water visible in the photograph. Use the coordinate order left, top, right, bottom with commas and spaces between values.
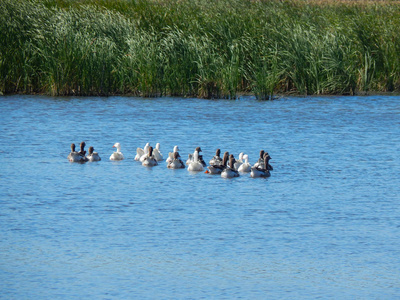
1, 95, 399, 299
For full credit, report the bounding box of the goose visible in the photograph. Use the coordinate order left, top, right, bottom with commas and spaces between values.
233, 152, 244, 170
110, 143, 124, 160
140, 143, 151, 162
265, 152, 273, 171
209, 148, 223, 166
67, 143, 86, 163
87, 146, 101, 162
238, 154, 251, 172
153, 143, 163, 161
166, 146, 180, 163
253, 150, 265, 168
167, 151, 185, 169
251, 153, 271, 178
142, 146, 158, 167
78, 141, 89, 162
207, 151, 229, 174
135, 143, 149, 161
221, 156, 240, 178
187, 149, 204, 171
186, 147, 203, 165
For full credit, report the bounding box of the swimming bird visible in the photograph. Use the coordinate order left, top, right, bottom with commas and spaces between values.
142, 146, 158, 167
221, 156, 240, 178
87, 146, 101, 162
238, 154, 251, 172
166, 145, 180, 163
187, 147, 203, 165
187, 149, 204, 171
207, 151, 229, 174
251, 153, 271, 178
253, 150, 265, 168
110, 143, 124, 160
167, 151, 185, 169
265, 152, 273, 171
78, 141, 89, 162
67, 143, 86, 163
234, 152, 244, 170
209, 148, 223, 166
153, 143, 163, 161
135, 142, 150, 161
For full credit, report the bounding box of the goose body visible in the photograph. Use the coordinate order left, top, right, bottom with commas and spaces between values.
238, 154, 251, 172
110, 143, 124, 160
167, 152, 185, 169
87, 146, 101, 162
187, 150, 204, 171
142, 146, 158, 167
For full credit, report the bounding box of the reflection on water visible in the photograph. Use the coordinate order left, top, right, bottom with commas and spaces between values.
1, 95, 400, 298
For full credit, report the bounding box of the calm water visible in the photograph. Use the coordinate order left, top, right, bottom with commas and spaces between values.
1, 95, 399, 299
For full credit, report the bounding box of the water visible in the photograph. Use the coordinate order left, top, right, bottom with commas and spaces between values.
1, 95, 399, 299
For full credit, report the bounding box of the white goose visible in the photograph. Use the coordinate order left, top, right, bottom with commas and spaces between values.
166, 145, 180, 163
87, 146, 101, 162
153, 143, 163, 161
187, 150, 204, 171
142, 146, 158, 167
233, 152, 244, 170
167, 151, 185, 169
110, 143, 124, 160
238, 154, 251, 172
221, 156, 240, 178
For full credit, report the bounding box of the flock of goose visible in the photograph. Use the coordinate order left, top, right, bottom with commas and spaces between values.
68, 141, 273, 178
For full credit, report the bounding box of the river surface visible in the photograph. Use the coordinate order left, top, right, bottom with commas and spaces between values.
1, 95, 399, 299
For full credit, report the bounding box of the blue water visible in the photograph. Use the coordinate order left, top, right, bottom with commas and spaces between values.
1, 95, 399, 299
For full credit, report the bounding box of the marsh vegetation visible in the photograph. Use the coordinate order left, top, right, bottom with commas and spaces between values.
1, 0, 400, 98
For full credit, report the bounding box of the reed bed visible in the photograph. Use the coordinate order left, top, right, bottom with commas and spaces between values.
1, 0, 400, 98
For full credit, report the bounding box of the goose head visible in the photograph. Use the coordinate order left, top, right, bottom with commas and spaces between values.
113, 143, 121, 152
88, 146, 94, 155
71, 143, 76, 152
243, 154, 249, 163
156, 143, 160, 150
259, 150, 265, 159
195, 146, 202, 153
238, 152, 244, 160
173, 145, 179, 152
215, 148, 221, 157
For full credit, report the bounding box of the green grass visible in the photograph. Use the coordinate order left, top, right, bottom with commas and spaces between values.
1, 0, 400, 98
